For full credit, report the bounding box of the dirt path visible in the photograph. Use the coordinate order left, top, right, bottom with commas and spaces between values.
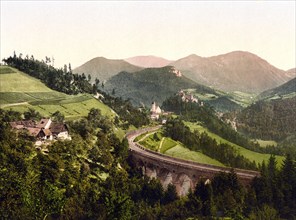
0, 102, 29, 108
158, 137, 165, 152
137, 131, 156, 143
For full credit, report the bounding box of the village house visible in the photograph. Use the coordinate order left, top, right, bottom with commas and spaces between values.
9, 118, 71, 145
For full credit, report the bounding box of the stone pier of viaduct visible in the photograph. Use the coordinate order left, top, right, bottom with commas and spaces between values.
126, 126, 260, 196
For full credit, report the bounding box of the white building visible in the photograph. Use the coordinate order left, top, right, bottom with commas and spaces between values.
150, 102, 162, 120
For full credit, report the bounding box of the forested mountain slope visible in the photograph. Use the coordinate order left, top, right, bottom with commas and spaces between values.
104, 66, 198, 106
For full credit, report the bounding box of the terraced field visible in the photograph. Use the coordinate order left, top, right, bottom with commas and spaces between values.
184, 121, 284, 167
0, 66, 115, 119
138, 131, 224, 166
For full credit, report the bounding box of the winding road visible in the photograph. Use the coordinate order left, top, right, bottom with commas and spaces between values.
126, 125, 259, 182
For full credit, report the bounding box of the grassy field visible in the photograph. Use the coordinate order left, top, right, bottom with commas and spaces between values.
165, 145, 224, 167
139, 131, 224, 167
139, 132, 162, 151
0, 67, 53, 92
0, 66, 115, 119
227, 91, 256, 107
253, 139, 277, 147
184, 121, 284, 167
160, 138, 177, 153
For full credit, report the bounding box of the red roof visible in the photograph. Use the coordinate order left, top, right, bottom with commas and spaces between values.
50, 122, 68, 134
27, 127, 42, 137
36, 118, 51, 128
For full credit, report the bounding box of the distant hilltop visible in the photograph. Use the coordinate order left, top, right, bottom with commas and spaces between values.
124, 55, 172, 68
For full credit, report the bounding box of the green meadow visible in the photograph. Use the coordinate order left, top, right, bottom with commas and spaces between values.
0, 66, 115, 119
253, 139, 277, 147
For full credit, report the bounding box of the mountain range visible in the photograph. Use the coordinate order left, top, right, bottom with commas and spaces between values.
74, 51, 294, 95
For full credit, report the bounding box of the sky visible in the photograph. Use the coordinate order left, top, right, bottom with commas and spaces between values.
1, 1, 295, 70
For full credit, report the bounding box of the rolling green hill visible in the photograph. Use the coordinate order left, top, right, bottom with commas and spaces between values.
0, 66, 115, 119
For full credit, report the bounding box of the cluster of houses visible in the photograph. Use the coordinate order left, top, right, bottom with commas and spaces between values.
178, 90, 198, 103
178, 90, 204, 106
9, 118, 71, 145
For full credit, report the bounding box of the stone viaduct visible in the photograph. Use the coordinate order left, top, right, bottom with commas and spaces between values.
126, 126, 260, 196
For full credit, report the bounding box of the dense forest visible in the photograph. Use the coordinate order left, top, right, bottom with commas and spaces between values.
1, 108, 296, 219
237, 97, 296, 141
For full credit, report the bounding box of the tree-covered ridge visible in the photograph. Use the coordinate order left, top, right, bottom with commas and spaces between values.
104, 66, 199, 106
237, 96, 296, 141
3, 53, 94, 95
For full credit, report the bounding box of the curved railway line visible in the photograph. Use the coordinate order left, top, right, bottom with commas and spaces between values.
126, 126, 260, 183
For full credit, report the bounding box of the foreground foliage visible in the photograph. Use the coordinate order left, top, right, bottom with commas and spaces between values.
1, 108, 296, 219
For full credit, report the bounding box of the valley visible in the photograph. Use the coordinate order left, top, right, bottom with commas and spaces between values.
2, 0, 296, 218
